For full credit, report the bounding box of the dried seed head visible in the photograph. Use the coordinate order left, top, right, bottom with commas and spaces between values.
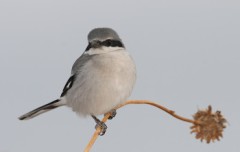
190, 105, 227, 143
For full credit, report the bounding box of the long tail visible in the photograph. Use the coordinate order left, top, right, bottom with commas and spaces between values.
19, 99, 65, 120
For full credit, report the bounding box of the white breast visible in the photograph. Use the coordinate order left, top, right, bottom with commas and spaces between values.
65, 48, 136, 116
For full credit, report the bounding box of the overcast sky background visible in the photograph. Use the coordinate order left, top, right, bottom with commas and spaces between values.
1, 0, 240, 152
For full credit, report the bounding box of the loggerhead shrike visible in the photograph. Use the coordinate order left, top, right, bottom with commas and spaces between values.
19, 28, 136, 135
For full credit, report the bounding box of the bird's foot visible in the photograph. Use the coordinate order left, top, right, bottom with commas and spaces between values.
95, 121, 107, 136
106, 109, 117, 120
92, 115, 108, 136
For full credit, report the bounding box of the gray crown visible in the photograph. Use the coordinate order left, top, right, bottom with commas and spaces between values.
88, 28, 121, 42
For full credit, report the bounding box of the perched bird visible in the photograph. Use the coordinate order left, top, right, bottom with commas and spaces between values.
19, 28, 136, 135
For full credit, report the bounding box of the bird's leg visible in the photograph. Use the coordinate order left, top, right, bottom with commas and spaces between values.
91, 115, 107, 136
105, 109, 117, 120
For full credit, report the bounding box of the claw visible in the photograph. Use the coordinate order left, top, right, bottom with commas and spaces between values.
106, 109, 117, 120
95, 121, 107, 136
92, 115, 108, 136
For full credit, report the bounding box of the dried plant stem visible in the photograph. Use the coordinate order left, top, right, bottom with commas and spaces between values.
117, 100, 196, 124
84, 113, 111, 152
84, 100, 197, 152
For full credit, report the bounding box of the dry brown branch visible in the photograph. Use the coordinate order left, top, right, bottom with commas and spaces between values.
84, 112, 111, 152
116, 100, 196, 124
84, 100, 195, 152
84, 100, 227, 152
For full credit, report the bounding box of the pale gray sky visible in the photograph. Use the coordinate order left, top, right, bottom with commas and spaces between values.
1, 0, 239, 152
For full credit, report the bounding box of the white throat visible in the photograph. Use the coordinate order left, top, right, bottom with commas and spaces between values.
84, 46, 124, 55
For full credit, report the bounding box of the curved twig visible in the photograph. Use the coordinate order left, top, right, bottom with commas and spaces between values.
84, 100, 197, 152
84, 112, 111, 152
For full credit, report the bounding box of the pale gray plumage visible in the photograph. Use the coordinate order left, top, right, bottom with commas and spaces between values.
19, 28, 136, 123
88, 27, 122, 42
71, 54, 92, 76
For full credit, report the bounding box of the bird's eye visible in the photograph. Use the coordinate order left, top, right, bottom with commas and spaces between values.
106, 39, 112, 46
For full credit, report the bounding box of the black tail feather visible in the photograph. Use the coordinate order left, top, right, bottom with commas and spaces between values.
19, 99, 62, 120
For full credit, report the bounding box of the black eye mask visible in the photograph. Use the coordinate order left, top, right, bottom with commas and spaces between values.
85, 39, 124, 51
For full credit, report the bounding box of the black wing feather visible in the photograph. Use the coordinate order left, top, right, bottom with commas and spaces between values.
60, 75, 76, 97
61, 54, 91, 97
